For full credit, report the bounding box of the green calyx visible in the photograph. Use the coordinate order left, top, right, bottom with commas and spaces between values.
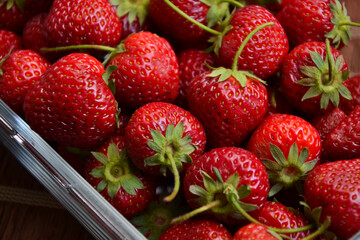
90, 142, 145, 199
0, 0, 25, 11
262, 142, 318, 197
110, 0, 149, 25
145, 121, 196, 202
325, 0, 360, 49
298, 39, 351, 110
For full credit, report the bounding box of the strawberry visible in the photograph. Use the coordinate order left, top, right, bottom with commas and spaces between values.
280, 40, 350, 116
219, 5, 289, 80
0, 30, 22, 61
159, 218, 232, 240
304, 158, 360, 239
310, 107, 347, 144
244, 0, 292, 13
322, 105, 360, 161
45, 0, 122, 49
340, 74, 360, 114
233, 223, 278, 240
23, 53, 117, 149
176, 48, 216, 108
247, 114, 321, 196
182, 147, 269, 225
84, 135, 157, 219
0, 49, 50, 115
277, 0, 360, 49
107, 31, 180, 109
255, 201, 312, 239
124, 102, 206, 201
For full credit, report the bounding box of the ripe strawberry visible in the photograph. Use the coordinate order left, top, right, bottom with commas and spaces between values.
277, 0, 360, 48
0, 30, 22, 61
148, 0, 211, 46
280, 41, 350, 116
182, 147, 269, 225
23, 53, 117, 149
247, 114, 321, 196
176, 48, 216, 108
233, 223, 278, 240
219, 5, 289, 79
322, 105, 360, 161
45, 0, 122, 48
311, 107, 347, 144
108, 31, 180, 109
340, 74, 360, 114
0, 49, 50, 115
304, 158, 360, 239
84, 136, 157, 219
159, 218, 232, 240
124, 102, 206, 201
256, 201, 312, 239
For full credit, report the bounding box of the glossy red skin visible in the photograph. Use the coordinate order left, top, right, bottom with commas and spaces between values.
280, 41, 348, 116
124, 102, 206, 176
219, 5, 289, 80
304, 159, 360, 239
256, 201, 311, 239
187, 72, 268, 148
277, 0, 335, 48
45, 0, 122, 47
149, 0, 210, 45
340, 75, 360, 114
0, 30, 22, 61
311, 108, 347, 144
23, 53, 117, 149
108, 32, 180, 109
323, 105, 360, 161
247, 114, 322, 163
159, 219, 232, 240
84, 136, 157, 219
0, 50, 50, 115
176, 48, 216, 108
234, 223, 278, 240
183, 147, 269, 225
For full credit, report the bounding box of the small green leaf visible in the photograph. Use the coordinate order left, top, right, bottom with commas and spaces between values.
261, 159, 282, 171
237, 201, 258, 212
90, 166, 105, 178
149, 129, 167, 148
309, 51, 326, 70
287, 142, 299, 165
119, 174, 145, 195
302, 86, 322, 101
269, 182, 284, 197
298, 147, 309, 166
232, 71, 247, 87
300, 66, 322, 79
97, 179, 108, 192
339, 84, 352, 100
320, 93, 330, 109
144, 154, 163, 166
202, 170, 217, 191
173, 122, 184, 141
107, 182, 121, 199
92, 152, 109, 165
301, 159, 318, 174
107, 142, 121, 163
165, 123, 174, 140
207, 67, 227, 77
213, 167, 224, 183
189, 185, 208, 198
225, 172, 239, 188
237, 184, 251, 199
218, 69, 232, 82
297, 77, 317, 87
147, 140, 163, 153
269, 143, 287, 166
329, 90, 340, 107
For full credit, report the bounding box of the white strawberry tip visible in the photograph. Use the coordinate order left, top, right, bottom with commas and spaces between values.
90, 142, 145, 199
261, 142, 318, 197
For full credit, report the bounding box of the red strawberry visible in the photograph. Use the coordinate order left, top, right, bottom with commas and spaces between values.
84, 136, 157, 219
247, 114, 321, 196
311, 107, 347, 144
277, 0, 360, 48
256, 201, 312, 239
280, 41, 350, 116
23, 53, 117, 149
219, 5, 289, 80
182, 147, 269, 225
159, 218, 232, 240
108, 31, 180, 109
148, 0, 211, 46
124, 102, 206, 201
0, 49, 50, 115
0, 30, 22, 61
304, 158, 360, 239
322, 105, 360, 161
176, 48, 216, 108
233, 223, 278, 240
45, 0, 122, 48
340, 74, 360, 114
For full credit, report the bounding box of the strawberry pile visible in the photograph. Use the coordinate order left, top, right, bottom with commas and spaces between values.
1, 0, 360, 239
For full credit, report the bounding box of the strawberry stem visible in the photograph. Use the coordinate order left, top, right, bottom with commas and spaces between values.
232, 22, 275, 72
163, 148, 181, 202
163, 0, 221, 35
171, 200, 222, 224
338, 21, 360, 27
300, 217, 331, 240
229, 194, 314, 234
325, 39, 334, 85
40, 45, 117, 53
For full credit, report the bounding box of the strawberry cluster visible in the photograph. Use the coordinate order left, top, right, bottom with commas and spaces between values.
1, 0, 360, 239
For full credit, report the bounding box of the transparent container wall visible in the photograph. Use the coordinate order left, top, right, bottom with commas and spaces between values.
0, 100, 146, 240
